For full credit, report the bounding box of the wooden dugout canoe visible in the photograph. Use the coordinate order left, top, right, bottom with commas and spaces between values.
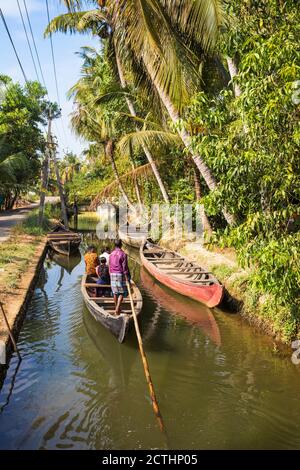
81, 274, 143, 343
47, 224, 81, 256
140, 242, 224, 308
118, 227, 148, 248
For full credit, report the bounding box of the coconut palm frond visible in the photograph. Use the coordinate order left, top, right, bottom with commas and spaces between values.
90, 162, 154, 209
0, 153, 28, 182
79, 9, 109, 37
112, 0, 202, 110
70, 107, 99, 140
161, 0, 224, 51
93, 90, 134, 106
118, 130, 182, 156
60, 0, 97, 13
118, 113, 161, 129
44, 11, 90, 36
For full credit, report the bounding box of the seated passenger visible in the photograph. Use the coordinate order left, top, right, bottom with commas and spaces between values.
100, 246, 111, 263
96, 257, 111, 296
84, 245, 99, 276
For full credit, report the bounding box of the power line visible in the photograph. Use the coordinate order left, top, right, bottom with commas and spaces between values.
16, 0, 40, 83
45, 0, 70, 150
22, 0, 47, 89
0, 8, 28, 84
45, 0, 60, 106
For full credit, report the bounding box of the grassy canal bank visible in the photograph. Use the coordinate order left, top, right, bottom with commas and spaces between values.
160, 238, 299, 346
0, 205, 59, 383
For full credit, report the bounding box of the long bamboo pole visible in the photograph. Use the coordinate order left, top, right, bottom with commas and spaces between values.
0, 302, 21, 361
125, 276, 165, 434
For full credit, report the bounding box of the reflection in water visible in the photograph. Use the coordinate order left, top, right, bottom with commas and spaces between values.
48, 250, 81, 274
140, 267, 221, 346
0, 241, 300, 449
0, 360, 22, 413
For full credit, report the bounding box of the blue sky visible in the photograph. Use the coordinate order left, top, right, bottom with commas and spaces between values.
0, 0, 99, 157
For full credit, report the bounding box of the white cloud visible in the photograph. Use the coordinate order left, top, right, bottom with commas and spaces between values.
0, 0, 43, 18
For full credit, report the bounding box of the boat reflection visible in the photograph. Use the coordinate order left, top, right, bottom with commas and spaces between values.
140, 267, 221, 347
48, 250, 81, 274
83, 308, 139, 389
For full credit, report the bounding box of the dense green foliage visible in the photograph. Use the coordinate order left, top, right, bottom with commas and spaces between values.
0, 76, 49, 209
186, 0, 300, 339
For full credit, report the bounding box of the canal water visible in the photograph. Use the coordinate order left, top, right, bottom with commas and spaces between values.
1, 226, 300, 449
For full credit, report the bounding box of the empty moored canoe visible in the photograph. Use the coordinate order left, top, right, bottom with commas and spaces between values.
47, 224, 81, 256
81, 274, 143, 343
118, 227, 148, 248
140, 241, 224, 308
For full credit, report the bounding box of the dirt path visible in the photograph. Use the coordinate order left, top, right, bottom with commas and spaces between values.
0, 203, 38, 243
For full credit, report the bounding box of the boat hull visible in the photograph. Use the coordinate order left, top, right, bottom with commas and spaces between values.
140, 246, 224, 308
118, 229, 147, 248
81, 275, 143, 343
83, 295, 131, 342
47, 224, 81, 256
49, 239, 81, 256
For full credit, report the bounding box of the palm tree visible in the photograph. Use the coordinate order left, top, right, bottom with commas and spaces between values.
60, 152, 81, 183
109, 0, 236, 225
0, 152, 29, 210
46, 3, 170, 203
69, 85, 134, 209
49, 0, 236, 224
0, 153, 28, 184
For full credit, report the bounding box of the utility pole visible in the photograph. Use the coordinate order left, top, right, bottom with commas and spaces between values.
51, 135, 69, 229
38, 113, 52, 225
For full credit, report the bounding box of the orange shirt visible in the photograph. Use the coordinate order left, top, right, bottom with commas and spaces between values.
84, 252, 99, 275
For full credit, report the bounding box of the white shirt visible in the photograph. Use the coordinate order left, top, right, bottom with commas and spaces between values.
100, 251, 110, 263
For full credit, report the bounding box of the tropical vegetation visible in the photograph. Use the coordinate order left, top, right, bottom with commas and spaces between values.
0, 75, 49, 210
1, 0, 299, 342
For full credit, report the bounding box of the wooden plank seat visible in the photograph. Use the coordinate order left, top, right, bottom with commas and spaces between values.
159, 267, 211, 273
147, 258, 186, 262
89, 298, 133, 303
47, 233, 80, 236
84, 283, 111, 288
47, 234, 81, 239
163, 272, 210, 277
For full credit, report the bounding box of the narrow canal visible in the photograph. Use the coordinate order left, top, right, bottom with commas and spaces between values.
1, 224, 300, 449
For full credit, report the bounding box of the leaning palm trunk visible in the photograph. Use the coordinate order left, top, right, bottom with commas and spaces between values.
105, 139, 134, 210
128, 141, 143, 210
115, 51, 170, 204
38, 154, 49, 226
39, 117, 51, 226
52, 145, 69, 229
226, 57, 249, 134
226, 56, 242, 98
194, 167, 212, 235
145, 64, 236, 226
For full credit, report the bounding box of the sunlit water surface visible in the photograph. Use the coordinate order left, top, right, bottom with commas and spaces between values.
1, 230, 300, 449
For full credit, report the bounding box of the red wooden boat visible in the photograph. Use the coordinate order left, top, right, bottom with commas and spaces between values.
140, 241, 224, 308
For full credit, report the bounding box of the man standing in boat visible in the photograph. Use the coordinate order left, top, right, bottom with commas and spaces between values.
109, 239, 130, 315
